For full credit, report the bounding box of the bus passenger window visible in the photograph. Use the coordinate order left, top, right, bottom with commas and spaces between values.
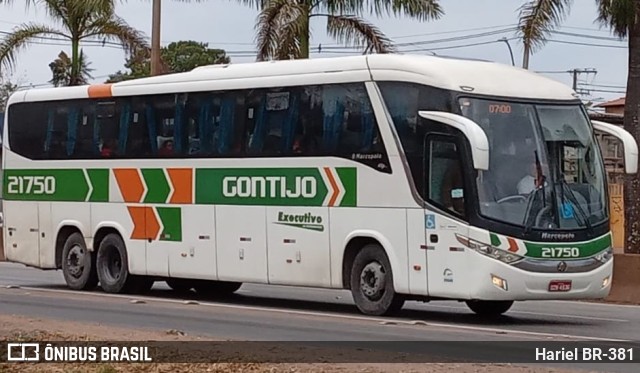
427, 138, 466, 217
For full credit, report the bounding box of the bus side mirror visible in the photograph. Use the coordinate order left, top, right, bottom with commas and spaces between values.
592, 120, 638, 174
418, 111, 489, 170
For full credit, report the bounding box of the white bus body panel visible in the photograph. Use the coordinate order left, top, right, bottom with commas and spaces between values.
216, 205, 269, 283
266, 206, 331, 287
168, 205, 217, 280
3, 201, 40, 266
406, 208, 428, 295
37, 201, 53, 268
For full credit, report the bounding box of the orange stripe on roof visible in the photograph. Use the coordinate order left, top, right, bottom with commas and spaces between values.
167, 168, 193, 204
88, 84, 113, 98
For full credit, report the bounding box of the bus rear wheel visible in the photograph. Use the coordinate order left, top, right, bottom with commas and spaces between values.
61, 232, 98, 290
96, 233, 147, 294
465, 300, 513, 317
350, 244, 405, 316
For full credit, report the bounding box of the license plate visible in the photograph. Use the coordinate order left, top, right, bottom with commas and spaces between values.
548, 280, 572, 292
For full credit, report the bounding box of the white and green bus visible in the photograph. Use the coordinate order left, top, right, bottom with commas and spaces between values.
2, 55, 638, 317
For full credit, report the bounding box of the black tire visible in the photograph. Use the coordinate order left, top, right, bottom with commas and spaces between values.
166, 278, 195, 293
96, 233, 139, 294
350, 244, 405, 316
194, 280, 242, 297
466, 300, 514, 317
61, 232, 98, 290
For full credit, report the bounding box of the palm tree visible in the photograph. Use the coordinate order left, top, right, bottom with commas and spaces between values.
518, 0, 640, 253
242, 0, 443, 61
517, 0, 571, 69
0, 0, 148, 86
49, 50, 94, 87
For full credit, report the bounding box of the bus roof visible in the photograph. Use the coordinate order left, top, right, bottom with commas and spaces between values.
12, 54, 579, 104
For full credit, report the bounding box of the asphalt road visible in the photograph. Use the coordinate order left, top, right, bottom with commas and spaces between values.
1, 262, 639, 372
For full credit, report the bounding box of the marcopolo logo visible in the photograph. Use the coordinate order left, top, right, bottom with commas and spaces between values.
275, 211, 324, 232
195, 167, 357, 207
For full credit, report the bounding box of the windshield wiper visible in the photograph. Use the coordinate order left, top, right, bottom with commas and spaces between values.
522, 151, 548, 233
557, 176, 594, 234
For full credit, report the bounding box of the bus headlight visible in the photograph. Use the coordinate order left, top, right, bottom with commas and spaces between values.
455, 234, 524, 264
594, 247, 613, 263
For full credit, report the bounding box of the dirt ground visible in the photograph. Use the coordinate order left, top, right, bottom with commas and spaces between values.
0, 314, 599, 373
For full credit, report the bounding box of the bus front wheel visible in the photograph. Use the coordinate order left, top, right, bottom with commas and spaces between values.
96, 233, 147, 294
350, 244, 405, 316
61, 232, 98, 290
465, 300, 513, 317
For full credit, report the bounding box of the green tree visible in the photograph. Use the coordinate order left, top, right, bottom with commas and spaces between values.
106, 40, 229, 82
49, 50, 94, 87
243, 0, 443, 61
518, 0, 640, 253
0, 0, 147, 86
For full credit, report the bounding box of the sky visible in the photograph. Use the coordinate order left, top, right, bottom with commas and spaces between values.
0, 0, 629, 105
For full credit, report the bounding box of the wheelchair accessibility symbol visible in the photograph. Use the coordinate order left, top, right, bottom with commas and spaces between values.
425, 214, 436, 229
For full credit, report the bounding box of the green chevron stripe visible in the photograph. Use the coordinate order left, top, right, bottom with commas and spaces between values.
156, 207, 182, 242
87, 169, 109, 202
142, 169, 170, 204
335, 167, 357, 207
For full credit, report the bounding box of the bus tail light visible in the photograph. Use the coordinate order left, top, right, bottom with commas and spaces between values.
455, 234, 524, 264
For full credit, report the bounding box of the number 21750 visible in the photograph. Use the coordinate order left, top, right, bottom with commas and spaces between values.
6, 176, 56, 195
541, 247, 580, 258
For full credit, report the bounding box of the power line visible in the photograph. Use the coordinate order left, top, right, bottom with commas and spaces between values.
580, 82, 626, 89
551, 30, 625, 42
400, 38, 519, 53
581, 88, 626, 94
547, 39, 627, 48
317, 27, 518, 50
390, 24, 517, 40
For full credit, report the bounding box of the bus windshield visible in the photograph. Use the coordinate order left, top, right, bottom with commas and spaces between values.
459, 98, 608, 230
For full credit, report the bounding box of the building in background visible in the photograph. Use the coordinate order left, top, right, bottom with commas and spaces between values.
590, 97, 625, 184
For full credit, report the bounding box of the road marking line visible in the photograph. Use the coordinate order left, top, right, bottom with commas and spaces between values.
548, 300, 640, 309
1, 285, 629, 342
420, 303, 629, 322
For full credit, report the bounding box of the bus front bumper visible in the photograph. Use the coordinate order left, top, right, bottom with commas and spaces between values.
467, 254, 613, 301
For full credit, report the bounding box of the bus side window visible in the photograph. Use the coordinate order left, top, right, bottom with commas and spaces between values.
426, 137, 466, 218
74, 105, 95, 158
125, 98, 151, 157
95, 101, 119, 158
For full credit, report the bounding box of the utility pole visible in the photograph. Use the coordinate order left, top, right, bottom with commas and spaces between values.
499, 38, 515, 66
569, 68, 597, 96
150, 0, 162, 76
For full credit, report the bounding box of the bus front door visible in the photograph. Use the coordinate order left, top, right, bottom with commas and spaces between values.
423, 133, 470, 299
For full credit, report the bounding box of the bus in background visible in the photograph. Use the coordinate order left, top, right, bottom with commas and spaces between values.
2, 55, 638, 317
